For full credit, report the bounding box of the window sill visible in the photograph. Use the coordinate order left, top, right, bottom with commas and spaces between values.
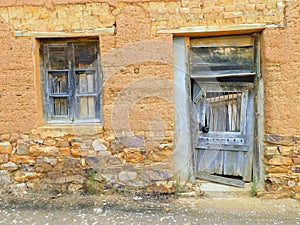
34, 124, 104, 139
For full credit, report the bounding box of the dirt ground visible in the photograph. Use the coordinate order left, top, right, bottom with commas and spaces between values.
0, 193, 299, 225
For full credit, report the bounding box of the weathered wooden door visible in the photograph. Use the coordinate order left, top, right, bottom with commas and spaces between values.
189, 35, 257, 187
193, 82, 254, 186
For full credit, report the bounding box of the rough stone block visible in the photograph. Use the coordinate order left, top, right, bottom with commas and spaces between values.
110, 141, 124, 154
159, 143, 173, 150
279, 146, 293, 156
293, 166, 300, 173
56, 140, 69, 147
265, 146, 279, 156
118, 171, 137, 183
0, 142, 13, 154
0, 162, 18, 171
16, 140, 29, 155
59, 147, 71, 155
43, 138, 57, 146
101, 174, 117, 183
44, 157, 58, 166
268, 157, 293, 166
142, 170, 173, 181
12, 155, 36, 165
293, 157, 300, 165
265, 166, 289, 173
108, 157, 122, 165
92, 139, 108, 151
35, 163, 52, 173
86, 152, 111, 168
14, 171, 44, 182
124, 148, 144, 163
265, 134, 295, 145
29, 145, 42, 156
65, 157, 81, 166
100, 167, 122, 175
287, 179, 296, 187
42, 146, 59, 157
0, 154, 9, 163
70, 148, 89, 157
294, 193, 300, 200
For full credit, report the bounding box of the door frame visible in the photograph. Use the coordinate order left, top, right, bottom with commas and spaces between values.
173, 34, 265, 188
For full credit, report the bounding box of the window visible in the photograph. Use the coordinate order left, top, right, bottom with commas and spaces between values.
40, 39, 102, 123
189, 35, 256, 80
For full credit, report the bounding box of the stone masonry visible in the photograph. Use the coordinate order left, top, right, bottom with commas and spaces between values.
0, 0, 299, 197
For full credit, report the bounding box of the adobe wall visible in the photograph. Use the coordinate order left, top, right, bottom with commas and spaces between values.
259, 0, 300, 198
0, 0, 298, 196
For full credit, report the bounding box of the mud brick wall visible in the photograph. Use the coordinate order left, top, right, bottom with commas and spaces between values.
0, 0, 299, 195
262, 0, 300, 136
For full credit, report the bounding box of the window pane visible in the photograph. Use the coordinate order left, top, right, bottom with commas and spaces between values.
49, 47, 68, 70
74, 43, 97, 69
77, 72, 95, 93
53, 97, 68, 116
49, 72, 67, 94
79, 97, 95, 118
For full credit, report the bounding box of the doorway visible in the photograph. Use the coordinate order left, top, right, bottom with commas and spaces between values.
189, 34, 258, 187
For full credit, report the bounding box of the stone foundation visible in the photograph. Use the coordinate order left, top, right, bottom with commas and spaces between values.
260, 134, 300, 199
0, 127, 174, 195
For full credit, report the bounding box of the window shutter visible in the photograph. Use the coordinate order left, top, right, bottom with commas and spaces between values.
189, 35, 255, 78
41, 40, 101, 123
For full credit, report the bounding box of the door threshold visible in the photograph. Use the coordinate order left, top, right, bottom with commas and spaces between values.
196, 180, 251, 198
196, 172, 245, 187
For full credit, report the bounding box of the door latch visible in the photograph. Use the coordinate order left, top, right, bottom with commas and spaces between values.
201, 126, 209, 133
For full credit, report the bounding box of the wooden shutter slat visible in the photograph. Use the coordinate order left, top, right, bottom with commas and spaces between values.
190, 35, 253, 47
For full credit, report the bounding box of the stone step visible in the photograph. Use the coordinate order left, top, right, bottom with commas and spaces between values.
198, 181, 252, 198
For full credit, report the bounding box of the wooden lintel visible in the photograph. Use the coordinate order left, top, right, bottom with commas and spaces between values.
158, 24, 281, 37
15, 28, 115, 38
196, 172, 245, 188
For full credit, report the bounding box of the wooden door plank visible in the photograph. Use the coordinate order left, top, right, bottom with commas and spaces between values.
197, 150, 218, 174
243, 90, 254, 181
240, 91, 248, 133
236, 151, 244, 177
223, 151, 235, 175
196, 172, 245, 188
214, 150, 224, 175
